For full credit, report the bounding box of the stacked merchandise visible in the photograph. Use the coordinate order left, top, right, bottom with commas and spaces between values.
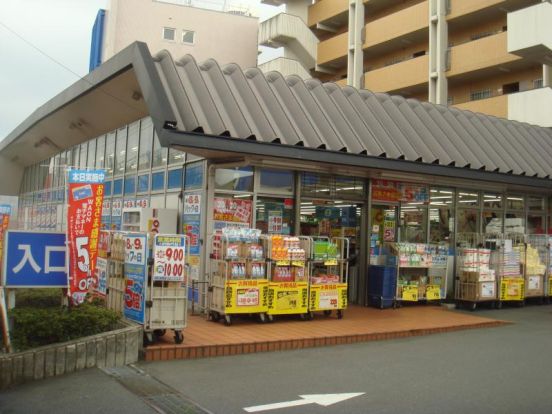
457, 248, 496, 301
269, 236, 307, 282
485, 218, 502, 234
311, 240, 340, 282
491, 241, 524, 301
522, 244, 545, 297
217, 228, 266, 280
505, 218, 525, 234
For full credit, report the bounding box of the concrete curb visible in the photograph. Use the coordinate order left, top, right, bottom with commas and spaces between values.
0, 320, 142, 390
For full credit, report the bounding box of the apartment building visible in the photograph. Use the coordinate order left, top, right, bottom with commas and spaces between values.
90, 0, 259, 71
260, 0, 552, 127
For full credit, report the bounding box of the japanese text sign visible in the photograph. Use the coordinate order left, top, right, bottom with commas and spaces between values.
213, 197, 252, 224
153, 235, 187, 282
67, 169, 105, 305
184, 195, 201, 215
372, 179, 429, 204
124, 234, 148, 324
3, 231, 67, 287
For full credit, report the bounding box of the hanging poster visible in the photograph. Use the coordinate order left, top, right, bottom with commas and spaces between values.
66, 170, 105, 305
268, 210, 283, 234
213, 197, 252, 225
124, 233, 148, 324
111, 199, 123, 230
184, 194, 201, 215
152, 234, 186, 282
372, 179, 429, 204
94, 257, 108, 297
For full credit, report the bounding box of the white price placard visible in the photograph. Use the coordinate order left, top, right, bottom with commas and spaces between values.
152, 234, 186, 282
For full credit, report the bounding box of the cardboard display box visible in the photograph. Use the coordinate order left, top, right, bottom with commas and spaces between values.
457, 281, 496, 301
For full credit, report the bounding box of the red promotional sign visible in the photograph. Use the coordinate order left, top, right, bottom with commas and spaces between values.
0, 211, 10, 278
67, 170, 105, 305
372, 179, 429, 204
213, 197, 252, 224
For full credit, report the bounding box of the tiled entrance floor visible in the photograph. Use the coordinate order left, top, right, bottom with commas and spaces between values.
144, 306, 508, 361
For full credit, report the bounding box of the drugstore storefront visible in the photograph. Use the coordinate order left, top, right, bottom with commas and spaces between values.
3, 42, 552, 309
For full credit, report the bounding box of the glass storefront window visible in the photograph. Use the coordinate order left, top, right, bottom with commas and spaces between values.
124, 176, 136, 195
483, 210, 503, 234
429, 188, 454, 243
126, 121, 139, 173
301, 173, 365, 199
95, 135, 105, 170
184, 162, 204, 190
506, 195, 524, 211
114, 126, 127, 175
335, 176, 365, 199
105, 132, 115, 177
527, 196, 544, 212
527, 215, 545, 234
215, 167, 254, 192
483, 193, 502, 209
138, 175, 149, 193
152, 171, 165, 191
400, 204, 427, 243
457, 190, 480, 207
113, 179, 123, 196
104, 181, 112, 197
260, 168, 293, 194
458, 209, 479, 234
152, 131, 167, 168
505, 212, 525, 234
87, 139, 96, 168
71, 146, 79, 171
79, 143, 88, 169
169, 148, 185, 165
255, 197, 294, 235
138, 118, 153, 171
168, 168, 183, 189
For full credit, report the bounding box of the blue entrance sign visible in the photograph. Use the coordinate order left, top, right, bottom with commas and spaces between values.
3, 231, 67, 287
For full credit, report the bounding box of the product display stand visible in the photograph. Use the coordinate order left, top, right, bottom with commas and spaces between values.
208, 228, 268, 326
387, 242, 448, 307
106, 231, 126, 314
264, 235, 310, 322
306, 236, 349, 319
455, 233, 497, 310
492, 233, 525, 308
523, 234, 547, 304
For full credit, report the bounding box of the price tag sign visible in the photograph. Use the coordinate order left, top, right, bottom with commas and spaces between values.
426, 285, 441, 301
291, 261, 305, 267
153, 234, 186, 282
324, 259, 338, 266
276, 260, 290, 266
401, 285, 418, 302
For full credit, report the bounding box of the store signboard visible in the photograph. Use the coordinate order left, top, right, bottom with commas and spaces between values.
213, 197, 252, 224
111, 199, 123, 230
124, 234, 148, 324
152, 234, 186, 282
372, 179, 429, 204
184, 194, 201, 215
183, 192, 202, 282
224, 279, 268, 313
66, 170, 105, 305
3, 231, 67, 287
267, 282, 308, 315
101, 200, 111, 229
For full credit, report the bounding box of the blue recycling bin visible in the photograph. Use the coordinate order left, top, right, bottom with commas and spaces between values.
367, 265, 397, 309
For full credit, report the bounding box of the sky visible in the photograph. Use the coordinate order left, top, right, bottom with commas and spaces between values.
0, 0, 283, 141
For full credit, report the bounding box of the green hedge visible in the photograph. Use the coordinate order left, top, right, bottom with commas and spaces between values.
15, 289, 62, 308
9, 299, 120, 351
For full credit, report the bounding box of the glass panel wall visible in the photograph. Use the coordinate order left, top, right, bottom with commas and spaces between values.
114, 126, 127, 176
429, 188, 454, 243
138, 117, 153, 171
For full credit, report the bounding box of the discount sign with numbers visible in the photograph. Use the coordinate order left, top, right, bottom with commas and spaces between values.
153, 235, 186, 282
124, 234, 148, 324
67, 170, 105, 305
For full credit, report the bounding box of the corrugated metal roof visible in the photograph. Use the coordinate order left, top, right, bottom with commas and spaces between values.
155, 52, 552, 179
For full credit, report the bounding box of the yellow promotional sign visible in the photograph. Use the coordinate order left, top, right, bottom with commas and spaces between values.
549, 278, 552, 297
291, 260, 305, 267
309, 283, 347, 311
324, 259, 338, 266
267, 282, 308, 315
401, 285, 418, 302
426, 285, 441, 301
276, 260, 290, 266
500, 278, 524, 301
224, 279, 269, 314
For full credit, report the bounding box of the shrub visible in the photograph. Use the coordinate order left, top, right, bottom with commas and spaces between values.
9, 302, 120, 351
15, 289, 63, 308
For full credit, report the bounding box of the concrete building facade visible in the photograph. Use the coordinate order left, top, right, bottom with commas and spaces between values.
260, 0, 552, 126
90, 0, 259, 70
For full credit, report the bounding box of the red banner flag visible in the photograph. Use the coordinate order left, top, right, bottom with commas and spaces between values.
66, 170, 105, 305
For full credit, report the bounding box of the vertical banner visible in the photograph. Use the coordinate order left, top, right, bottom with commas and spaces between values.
0, 286, 11, 353
67, 170, 105, 305
152, 234, 187, 282
183, 193, 202, 282
124, 233, 148, 324
0, 204, 12, 280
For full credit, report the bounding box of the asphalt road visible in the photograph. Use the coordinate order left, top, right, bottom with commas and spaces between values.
1, 305, 551, 414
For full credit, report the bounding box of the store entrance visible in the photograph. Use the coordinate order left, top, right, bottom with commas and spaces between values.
370, 205, 398, 264
300, 199, 363, 303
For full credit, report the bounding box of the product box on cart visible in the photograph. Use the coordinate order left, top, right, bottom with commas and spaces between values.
458, 281, 496, 301
525, 275, 544, 297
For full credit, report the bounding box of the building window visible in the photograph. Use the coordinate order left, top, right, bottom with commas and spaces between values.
152, 171, 165, 191
138, 174, 149, 193
470, 89, 491, 102
184, 162, 204, 190
124, 176, 136, 195
168, 168, 183, 190
447, 96, 454, 105
163, 27, 176, 41
182, 30, 195, 44
534, 79, 543, 89
113, 179, 123, 196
